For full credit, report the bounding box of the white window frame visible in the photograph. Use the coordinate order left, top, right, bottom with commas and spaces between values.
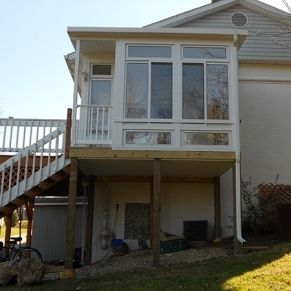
181, 45, 230, 122
124, 45, 174, 120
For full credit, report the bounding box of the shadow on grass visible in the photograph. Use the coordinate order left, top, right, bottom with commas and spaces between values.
1, 242, 290, 291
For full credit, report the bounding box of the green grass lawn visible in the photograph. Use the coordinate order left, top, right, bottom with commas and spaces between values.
2, 242, 291, 291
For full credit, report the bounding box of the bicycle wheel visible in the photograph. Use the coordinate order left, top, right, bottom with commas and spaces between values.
11, 247, 43, 263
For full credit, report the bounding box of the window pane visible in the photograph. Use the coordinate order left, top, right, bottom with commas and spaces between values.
128, 46, 171, 58
90, 80, 111, 105
182, 64, 204, 119
125, 63, 148, 118
207, 64, 229, 120
183, 132, 229, 145
91, 64, 111, 76
151, 63, 172, 119
183, 47, 226, 59
125, 131, 171, 145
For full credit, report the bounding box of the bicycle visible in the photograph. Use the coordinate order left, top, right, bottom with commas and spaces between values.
0, 236, 43, 263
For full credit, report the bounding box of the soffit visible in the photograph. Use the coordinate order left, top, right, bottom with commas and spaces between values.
78, 159, 232, 177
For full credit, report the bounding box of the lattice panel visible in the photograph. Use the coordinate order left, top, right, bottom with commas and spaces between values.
259, 183, 291, 204
0, 165, 40, 193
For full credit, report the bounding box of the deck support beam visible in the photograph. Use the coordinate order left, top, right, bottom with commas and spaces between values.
85, 176, 95, 265
213, 177, 221, 242
152, 159, 161, 267
149, 180, 154, 249
4, 212, 12, 257
25, 199, 34, 247
64, 158, 78, 269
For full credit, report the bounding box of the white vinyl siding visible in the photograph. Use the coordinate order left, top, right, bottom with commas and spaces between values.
176, 5, 291, 62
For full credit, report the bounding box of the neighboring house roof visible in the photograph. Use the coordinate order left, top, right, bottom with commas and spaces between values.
145, 0, 291, 28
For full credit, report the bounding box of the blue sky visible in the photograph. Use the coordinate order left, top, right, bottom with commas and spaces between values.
0, 0, 288, 119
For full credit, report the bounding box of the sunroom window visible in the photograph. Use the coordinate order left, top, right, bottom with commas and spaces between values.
124, 44, 229, 121
125, 62, 173, 119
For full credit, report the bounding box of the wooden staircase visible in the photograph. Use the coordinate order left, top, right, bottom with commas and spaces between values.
0, 113, 71, 218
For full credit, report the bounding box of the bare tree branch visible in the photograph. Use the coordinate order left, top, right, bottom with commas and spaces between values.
282, 0, 291, 12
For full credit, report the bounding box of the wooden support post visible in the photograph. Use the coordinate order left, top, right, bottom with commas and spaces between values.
153, 159, 161, 267
232, 162, 240, 253
85, 176, 95, 266
213, 177, 221, 242
25, 199, 35, 247
4, 212, 12, 257
149, 180, 154, 249
65, 108, 72, 159
64, 158, 78, 269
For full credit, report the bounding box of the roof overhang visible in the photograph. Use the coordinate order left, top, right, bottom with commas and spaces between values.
67, 27, 248, 49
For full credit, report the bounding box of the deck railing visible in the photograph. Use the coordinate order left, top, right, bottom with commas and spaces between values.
0, 118, 66, 153
0, 122, 70, 207
74, 104, 112, 145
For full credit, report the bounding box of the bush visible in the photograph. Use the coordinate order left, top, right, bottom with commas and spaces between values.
241, 178, 283, 235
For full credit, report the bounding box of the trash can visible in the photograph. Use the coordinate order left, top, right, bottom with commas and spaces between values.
278, 204, 291, 241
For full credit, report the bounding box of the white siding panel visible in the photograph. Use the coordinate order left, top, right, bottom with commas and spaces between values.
176, 5, 291, 61
239, 64, 291, 186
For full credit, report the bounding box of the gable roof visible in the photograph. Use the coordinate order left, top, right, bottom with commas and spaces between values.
145, 0, 291, 29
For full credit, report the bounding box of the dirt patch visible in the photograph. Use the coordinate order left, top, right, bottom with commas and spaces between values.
76, 244, 232, 279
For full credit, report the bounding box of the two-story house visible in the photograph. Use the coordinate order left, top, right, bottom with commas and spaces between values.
1, 0, 291, 268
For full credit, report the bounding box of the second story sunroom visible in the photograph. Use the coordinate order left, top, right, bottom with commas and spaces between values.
66, 27, 247, 151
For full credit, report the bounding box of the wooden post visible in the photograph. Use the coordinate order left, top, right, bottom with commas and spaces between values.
4, 212, 12, 257
232, 162, 240, 253
25, 199, 35, 247
153, 159, 161, 267
85, 176, 95, 265
65, 108, 72, 159
213, 177, 221, 242
64, 158, 78, 269
149, 180, 154, 249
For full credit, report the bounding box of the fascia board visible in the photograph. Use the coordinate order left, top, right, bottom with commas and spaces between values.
67, 27, 247, 46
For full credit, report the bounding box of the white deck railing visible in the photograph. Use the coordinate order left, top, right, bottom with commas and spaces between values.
0, 123, 70, 207
0, 118, 66, 153
74, 104, 112, 145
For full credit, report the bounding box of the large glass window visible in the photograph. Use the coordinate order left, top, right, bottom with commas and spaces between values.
151, 63, 172, 119
124, 45, 229, 121
207, 64, 229, 120
90, 80, 111, 105
125, 62, 173, 119
125, 63, 148, 118
182, 64, 204, 119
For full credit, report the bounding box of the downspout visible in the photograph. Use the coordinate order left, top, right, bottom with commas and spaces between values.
233, 34, 246, 245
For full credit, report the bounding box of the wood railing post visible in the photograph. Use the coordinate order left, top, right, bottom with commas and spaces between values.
65, 108, 72, 159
